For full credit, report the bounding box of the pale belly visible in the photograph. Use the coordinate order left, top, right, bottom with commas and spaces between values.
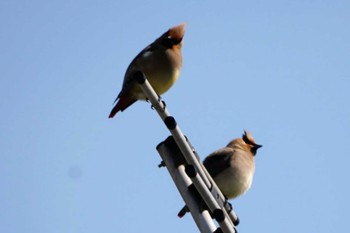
133, 68, 180, 99
214, 167, 254, 199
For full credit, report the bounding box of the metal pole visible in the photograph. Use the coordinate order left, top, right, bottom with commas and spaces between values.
134, 71, 238, 233
157, 137, 217, 233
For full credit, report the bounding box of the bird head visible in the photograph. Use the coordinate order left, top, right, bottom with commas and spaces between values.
160, 23, 186, 49
242, 130, 262, 156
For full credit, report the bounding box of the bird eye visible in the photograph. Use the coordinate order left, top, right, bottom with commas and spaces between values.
162, 36, 182, 48
162, 37, 173, 48
171, 37, 182, 45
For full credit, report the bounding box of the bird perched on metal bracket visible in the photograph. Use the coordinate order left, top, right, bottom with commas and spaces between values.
109, 23, 186, 118
178, 130, 262, 217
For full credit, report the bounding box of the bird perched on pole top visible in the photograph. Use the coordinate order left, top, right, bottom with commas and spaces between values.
178, 130, 262, 218
109, 23, 186, 118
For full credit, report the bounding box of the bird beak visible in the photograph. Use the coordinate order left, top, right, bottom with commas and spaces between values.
251, 144, 262, 156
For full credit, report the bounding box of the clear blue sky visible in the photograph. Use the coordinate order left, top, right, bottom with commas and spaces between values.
1, 1, 349, 232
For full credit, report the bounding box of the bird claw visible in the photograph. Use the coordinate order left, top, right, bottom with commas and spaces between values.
150, 96, 166, 110
157, 95, 167, 110
158, 161, 166, 168
161, 100, 167, 110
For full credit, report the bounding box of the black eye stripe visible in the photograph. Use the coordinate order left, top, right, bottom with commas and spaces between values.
162, 37, 182, 48
171, 37, 182, 45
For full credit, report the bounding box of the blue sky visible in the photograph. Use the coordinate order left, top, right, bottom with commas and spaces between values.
1, 1, 349, 232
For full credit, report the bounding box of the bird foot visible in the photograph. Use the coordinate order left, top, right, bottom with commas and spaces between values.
157, 95, 167, 110
158, 161, 166, 168
150, 95, 166, 110
161, 100, 167, 110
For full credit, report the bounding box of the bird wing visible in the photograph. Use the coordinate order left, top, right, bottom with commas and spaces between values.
118, 42, 160, 98
203, 147, 234, 178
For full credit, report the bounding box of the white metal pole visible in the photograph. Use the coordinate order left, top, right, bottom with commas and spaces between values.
134, 71, 238, 233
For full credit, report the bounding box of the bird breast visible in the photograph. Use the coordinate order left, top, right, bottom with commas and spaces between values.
213, 153, 255, 199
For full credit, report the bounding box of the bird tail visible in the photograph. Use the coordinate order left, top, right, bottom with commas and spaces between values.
177, 205, 189, 218
108, 94, 137, 118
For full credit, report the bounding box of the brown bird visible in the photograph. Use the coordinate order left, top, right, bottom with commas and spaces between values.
109, 23, 186, 118
178, 130, 262, 217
